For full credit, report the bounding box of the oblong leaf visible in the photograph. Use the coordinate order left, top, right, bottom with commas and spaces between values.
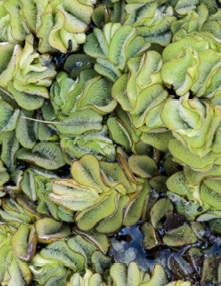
17, 143, 65, 170
56, 109, 103, 135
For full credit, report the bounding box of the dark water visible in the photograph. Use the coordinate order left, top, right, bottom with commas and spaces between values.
110, 222, 221, 285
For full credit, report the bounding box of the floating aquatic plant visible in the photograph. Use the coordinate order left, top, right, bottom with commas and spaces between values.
49, 153, 151, 231
161, 31, 221, 98
0, 34, 56, 110
84, 23, 150, 82
0, 0, 96, 53
0, 224, 33, 285
0, 0, 220, 285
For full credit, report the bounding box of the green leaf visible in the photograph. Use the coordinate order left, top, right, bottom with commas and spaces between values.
84, 27, 108, 58
108, 25, 136, 70
0, 43, 18, 86
56, 109, 103, 135
95, 58, 122, 82
71, 154, 109, 193
0, 160, 9, 187
150, 198, 174, 229
76, 77, 116, 114
76, 190, 117, 231
92, 5, 111, 29
0, 131, 19, 173
91, 251, 112, 274
142, 222, 161, 250
74, 229, 109, 254
3, 0, 28, 41
143, 264, 168, 286
123, 181, 150, 227
163, 225, 197, 246
33, 0, 94, 53
0, 101, 19, 135
100, 161, 136, 194
17, 143, 65, 170
64, 54, 95, 78
110, 262, 141, 286
36, 176, 74, 222
8, 81, 45, 110
35, 218, 70, 244
141, 131, 173, 151
61, 126, 115, 161
167, 172, 194, 197
169, 139, 220, 172
184, 164, 221, 186
161, 47, 195, 96
128, 155, 158, 178
107, 117, 132, 152
168, 192, 205, 221
11, 224, 37, 262
131, 84, 167, 128
174, 0, 200, 15
67, 235, 97, 266
137, 18, 175, 46
21, 169, 37, 201
15, 110, 38, 149
96, 195, 129, 233
203, 179, 221, 195
69, 269, 104, 286
40, 240, 85, 271
0, 225, 32, 285
200, 182, 221, 210
49, 178, 100, 211
38, 119, 58, 141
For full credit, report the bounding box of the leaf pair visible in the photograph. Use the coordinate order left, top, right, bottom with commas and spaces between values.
49, 154, 151, 232
125, 0, 176, 46
0, 0, 95, 53
161, 32, 221, 98
167, 171, 221, 221
161, 95, 221, 169
0, 35, 56, 110
30, 234, 110, 285
84, 23, 150, 82
0, 224, 34, 285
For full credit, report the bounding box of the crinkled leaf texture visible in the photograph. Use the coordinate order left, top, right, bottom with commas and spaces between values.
49, 154, 150, 232
0, 0, 96, 52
